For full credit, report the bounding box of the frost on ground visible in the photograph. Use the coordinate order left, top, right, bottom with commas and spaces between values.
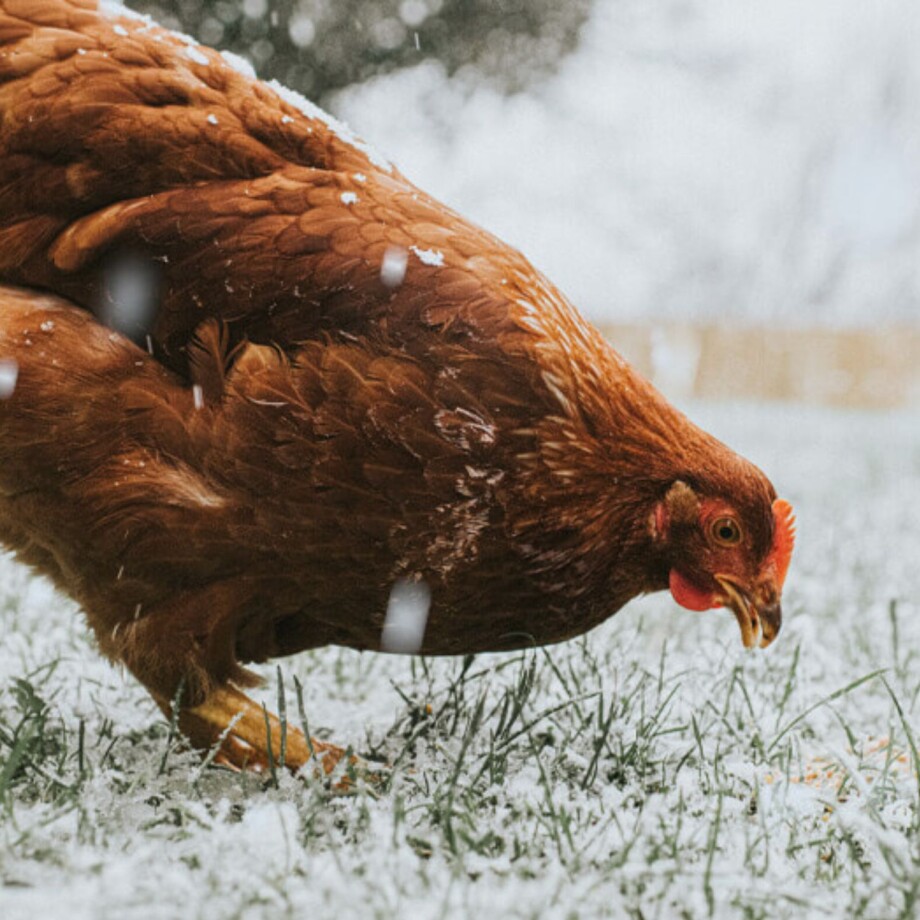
0, 403, 918, 920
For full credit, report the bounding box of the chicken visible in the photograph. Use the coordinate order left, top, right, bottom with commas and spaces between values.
0, 0, 795, 774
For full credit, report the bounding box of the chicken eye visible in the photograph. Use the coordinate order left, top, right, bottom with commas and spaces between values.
711, 517, 742, 546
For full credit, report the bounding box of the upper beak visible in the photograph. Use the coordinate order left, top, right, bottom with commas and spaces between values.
715, 575, 782, 649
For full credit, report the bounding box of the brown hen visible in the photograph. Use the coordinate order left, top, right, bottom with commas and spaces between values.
0, 0, 794, 774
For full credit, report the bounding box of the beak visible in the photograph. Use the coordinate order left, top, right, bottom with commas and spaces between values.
714, 575, 782, 649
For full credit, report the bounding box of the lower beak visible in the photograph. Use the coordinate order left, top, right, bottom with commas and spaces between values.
715, 576, 782, 649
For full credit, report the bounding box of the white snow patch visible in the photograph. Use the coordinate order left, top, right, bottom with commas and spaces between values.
340, 191, 359, 205
206, 113, 219, 126
236, 802, 301, 864
183, 46, 209, 67
98, 0, 150, 24
112, 24, 129, 37
220, 50, 256, 79
409, 245, 444, 267
267, 79, 393, 173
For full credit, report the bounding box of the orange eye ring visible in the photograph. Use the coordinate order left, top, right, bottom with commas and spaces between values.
710, 516, 742, 546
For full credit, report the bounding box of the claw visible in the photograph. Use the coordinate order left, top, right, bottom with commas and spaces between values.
161, 685, 379, 791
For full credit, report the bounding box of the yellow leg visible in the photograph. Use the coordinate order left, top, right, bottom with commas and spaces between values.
168, 684, 349, 779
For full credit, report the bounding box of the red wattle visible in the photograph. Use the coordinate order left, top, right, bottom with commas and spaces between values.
669, 570, 720, 612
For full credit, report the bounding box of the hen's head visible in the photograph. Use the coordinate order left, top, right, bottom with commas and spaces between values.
649, 478, 795, 648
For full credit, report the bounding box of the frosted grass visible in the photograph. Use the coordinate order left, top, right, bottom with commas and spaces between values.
0, 402, 918, 920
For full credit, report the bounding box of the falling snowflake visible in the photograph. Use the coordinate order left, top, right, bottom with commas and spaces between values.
0, 358, 18, 399
380, 578, 431, 653
380, 245, 409, 288
102, 254, 161, 338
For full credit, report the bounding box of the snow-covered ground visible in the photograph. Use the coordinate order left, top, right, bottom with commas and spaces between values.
336, 0, 920, 329
1, 403, 918, 920
1, 4, 919, 918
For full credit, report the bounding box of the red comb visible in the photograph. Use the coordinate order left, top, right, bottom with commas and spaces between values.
768, 498, 796, 589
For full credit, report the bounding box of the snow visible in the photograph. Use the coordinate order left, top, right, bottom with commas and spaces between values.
380, 245, 409, 288
1, 403, 917, 919
380, 578, 431, 653
183, 46, 209, 67
267, 79, 393, 173
1, 5, 918, 918
0, 357, 18, 398
339, 191, 358, 205
409, 245, 444, 267
220, 50, 256, 80
101, 255, 159, 337
288, 16, 316, 50
97, 0, 149, 24
206, 113, 218, 126
335, 0, 920, 328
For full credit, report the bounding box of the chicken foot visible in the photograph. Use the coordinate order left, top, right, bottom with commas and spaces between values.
166, 683, 349, 778
105, 580, 363, 785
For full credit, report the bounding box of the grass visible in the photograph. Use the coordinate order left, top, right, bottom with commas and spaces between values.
1, 403, 919, 919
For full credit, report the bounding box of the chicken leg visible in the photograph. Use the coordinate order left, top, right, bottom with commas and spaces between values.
107, 580, 355, 780
0, 289, 365, 783
167, 684, 347, 777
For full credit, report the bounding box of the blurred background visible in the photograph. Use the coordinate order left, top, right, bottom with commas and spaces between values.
139, 0, 920, 409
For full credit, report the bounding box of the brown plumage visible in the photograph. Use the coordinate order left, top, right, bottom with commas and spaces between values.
0, 0, 794, 773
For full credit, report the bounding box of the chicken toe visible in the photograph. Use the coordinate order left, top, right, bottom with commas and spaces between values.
167, 684, 351, 781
